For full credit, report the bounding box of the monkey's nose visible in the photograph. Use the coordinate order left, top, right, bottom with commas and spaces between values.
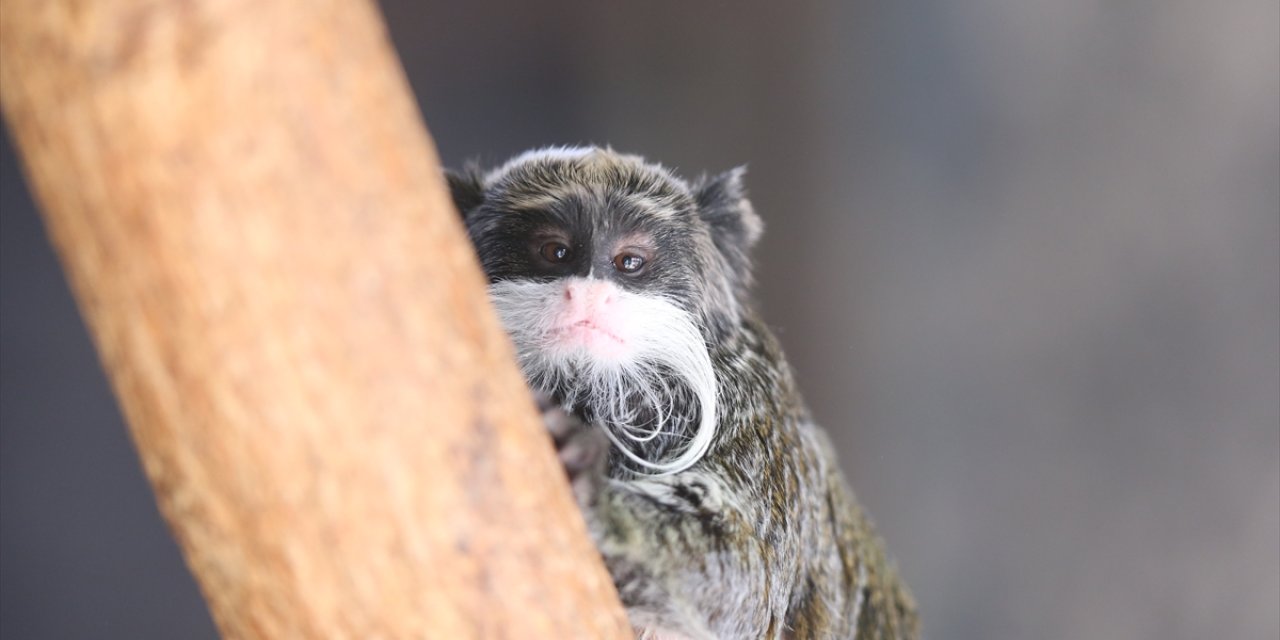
563, 279, 616, 309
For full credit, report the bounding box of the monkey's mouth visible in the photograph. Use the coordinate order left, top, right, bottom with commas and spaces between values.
550, 320, 626, 347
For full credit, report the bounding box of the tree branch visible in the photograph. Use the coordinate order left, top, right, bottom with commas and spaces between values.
0, 0, 630, 636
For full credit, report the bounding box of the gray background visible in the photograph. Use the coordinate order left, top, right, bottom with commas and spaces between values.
2, 1, 1277, 638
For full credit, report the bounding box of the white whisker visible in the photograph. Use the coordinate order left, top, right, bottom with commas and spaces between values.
489, 279, 719, 475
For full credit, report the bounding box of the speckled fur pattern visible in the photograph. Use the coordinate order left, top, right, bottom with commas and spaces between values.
449, 147, 918, 639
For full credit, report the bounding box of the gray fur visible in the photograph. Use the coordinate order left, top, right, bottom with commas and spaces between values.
450, 147, 918, 639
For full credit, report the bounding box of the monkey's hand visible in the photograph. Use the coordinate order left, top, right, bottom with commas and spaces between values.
537, 392, 610, 505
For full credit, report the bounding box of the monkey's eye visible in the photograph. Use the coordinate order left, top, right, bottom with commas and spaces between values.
539, 241, 572, 264
613, 252, 646, 274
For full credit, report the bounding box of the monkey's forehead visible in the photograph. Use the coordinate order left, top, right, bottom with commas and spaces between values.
485, 146, 691, 200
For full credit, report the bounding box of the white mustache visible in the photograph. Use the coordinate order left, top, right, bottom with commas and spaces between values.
488, 279, 719, 475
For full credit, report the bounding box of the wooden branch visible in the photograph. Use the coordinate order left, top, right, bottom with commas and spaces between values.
0, 0, 630, 637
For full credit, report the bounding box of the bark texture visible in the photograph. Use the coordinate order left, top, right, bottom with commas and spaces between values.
0, 0, 630, 637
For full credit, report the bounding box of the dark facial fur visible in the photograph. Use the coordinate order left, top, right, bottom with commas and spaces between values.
450, 147, 918, 639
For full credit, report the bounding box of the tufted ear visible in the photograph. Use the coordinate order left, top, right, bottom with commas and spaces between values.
445, 165, 486, 218
693, 167, 763, 277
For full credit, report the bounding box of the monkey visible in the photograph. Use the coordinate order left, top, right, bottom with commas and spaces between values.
448, 147, 918, 639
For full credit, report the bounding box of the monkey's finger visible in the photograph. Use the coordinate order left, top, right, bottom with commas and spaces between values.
558, 426, 609, 479
533, 389, 558, 414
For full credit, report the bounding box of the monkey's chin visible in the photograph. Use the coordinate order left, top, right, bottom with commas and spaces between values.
488, 279, 720, 475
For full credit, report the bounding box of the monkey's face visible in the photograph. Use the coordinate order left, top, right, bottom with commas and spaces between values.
449, 148, 762, 474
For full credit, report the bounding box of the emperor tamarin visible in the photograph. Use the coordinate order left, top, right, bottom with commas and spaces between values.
448, 147, 918, 639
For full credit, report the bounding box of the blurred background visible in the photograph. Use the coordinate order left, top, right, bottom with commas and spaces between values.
2, 0, 1277, 638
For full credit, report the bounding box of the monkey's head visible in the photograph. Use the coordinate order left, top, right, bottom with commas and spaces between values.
449, 147, 763, 474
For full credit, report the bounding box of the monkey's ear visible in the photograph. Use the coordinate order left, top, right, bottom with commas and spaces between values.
694, 167, 763, 269
445, 165, 486, 217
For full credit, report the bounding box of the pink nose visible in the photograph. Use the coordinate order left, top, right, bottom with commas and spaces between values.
563, 280, 615, 311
